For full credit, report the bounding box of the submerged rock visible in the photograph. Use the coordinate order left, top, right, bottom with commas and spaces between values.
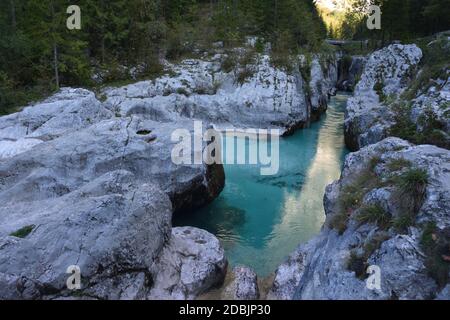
270, 137, 450, 300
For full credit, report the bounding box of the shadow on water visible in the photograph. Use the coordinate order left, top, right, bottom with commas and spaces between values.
174, 94, 350, 276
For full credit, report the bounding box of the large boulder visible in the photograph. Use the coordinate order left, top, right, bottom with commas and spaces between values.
0, 89, 227, 300
0, 170, 172, 299
148, 227, 228, 300
0, 115, 223, 212
223, 266, 260, 300
0, 88, 112, 159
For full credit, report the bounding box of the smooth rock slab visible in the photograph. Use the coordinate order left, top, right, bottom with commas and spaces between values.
0, 170, 172, 299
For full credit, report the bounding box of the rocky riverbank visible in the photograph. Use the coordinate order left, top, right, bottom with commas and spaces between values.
0, 46, 338, 299
269, 38, 450, 300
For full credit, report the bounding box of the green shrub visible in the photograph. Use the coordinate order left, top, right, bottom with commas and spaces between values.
387, 158, 412, 172
347, 231, 391, 278
373, 80, 386, 101
396, 168, 428, 200
236, 67, 254, 85
330, 162, 383, 234
390, 102, 449, 149
270, 31, 297, 73
340, 183, 365, 213
328, 212, 349, 235
0, 72, 53, 116
393, 214, 415, 233
369, 156, 381, 171
271, 51, 296, 73
340, 169, 381, 214
221, 54, 237, 73
420, 222, 450, 288
391, 168, 428, 232
347, 250, 367, 279
176, 87, 190, 96
403, 38, 449, 101
364, 232, 390, 258
10, 225, 35, 238
357, 205, 391, 229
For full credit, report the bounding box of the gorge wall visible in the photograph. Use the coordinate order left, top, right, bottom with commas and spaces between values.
0, 47, 338, 299
269, 38, 450, 300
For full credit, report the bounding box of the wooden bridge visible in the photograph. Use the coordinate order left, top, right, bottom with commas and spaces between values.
325, 39, 369, 47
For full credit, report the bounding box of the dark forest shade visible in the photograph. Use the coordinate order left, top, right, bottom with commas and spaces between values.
1, 1, 449, 115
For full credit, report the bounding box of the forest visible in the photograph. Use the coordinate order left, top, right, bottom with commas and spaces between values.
0, 0, 449, 115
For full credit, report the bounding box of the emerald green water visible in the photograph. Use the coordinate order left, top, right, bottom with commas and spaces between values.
174, 94, 350, 276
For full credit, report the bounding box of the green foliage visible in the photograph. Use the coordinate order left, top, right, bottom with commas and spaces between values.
10, 225, 35, 238
329, 212, 350, 235
387, 158, 412, 172
330, 159, 429, 236
347, 250, 367, 279
270, 31, 298, 73
339, 168, 382, 214
0, 0, 328, 113
404, 37, 450, 100
364, 232, 391, 258
348, 231, 391, 278
392, 168, 428, 232
392, 214, 416, 233
236, 67, 255, 85
338, 0, 450, 43
222, 49, 257, 85
390, 101, 450, 149
221, 54, 237, 74
329, 158, 384, 234
395, 168, 428, 199
373, 81, 383, 95
420, 222, 450, 288
357, 205, 391, 229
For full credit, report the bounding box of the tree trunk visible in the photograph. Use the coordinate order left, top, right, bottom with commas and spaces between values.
50, 1, 60, 89
53, 43, 60, 90
274, 0, 278, 30
101, 37, 105, 63
10, 0, 16, 31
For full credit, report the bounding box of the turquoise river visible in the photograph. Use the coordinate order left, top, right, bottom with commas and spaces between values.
174, 94, 350, 276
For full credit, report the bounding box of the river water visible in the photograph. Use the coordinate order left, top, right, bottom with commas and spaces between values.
174, 94, 350, 276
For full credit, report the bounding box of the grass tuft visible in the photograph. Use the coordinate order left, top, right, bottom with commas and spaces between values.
10, 225, 35, 238
357, 205, 391, 229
